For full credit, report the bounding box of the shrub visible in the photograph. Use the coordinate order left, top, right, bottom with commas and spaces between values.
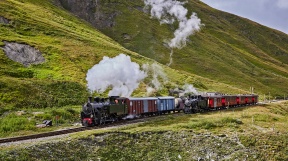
221, 117, 242, 124
0, 114, 36, 135
182, 120, 217, 129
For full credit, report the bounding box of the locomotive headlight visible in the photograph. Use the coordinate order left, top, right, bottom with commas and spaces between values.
90, 114, 93, 118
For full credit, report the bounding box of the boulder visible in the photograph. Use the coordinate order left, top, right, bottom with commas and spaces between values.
1, 41, 45, 67
0, 16, 9, 24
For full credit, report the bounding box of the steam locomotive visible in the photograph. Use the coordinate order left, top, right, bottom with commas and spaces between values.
81, 93, 258, 126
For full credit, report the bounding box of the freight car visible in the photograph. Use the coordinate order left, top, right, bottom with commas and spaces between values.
81, 93, 258, 126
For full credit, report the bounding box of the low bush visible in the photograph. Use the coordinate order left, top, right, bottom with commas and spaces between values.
0, 106, 81, 137
182, 120, 217, 130
0, 114, 36, 135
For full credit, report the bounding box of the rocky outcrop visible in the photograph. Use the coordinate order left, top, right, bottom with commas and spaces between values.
54, 0, 119, 29
1, 41, 45, 67
0, 16, 10, 24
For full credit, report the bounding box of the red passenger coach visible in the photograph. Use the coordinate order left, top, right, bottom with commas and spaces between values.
223, 95, 238, 107
206, 93, 258, 109
126, 97, 158, 116
239, 96, 246, 105
252, 95, 258, 104
236, 96, 240, 105
236, 95, 258, 106
246, 95, 258, 105
207, 95, 223, 109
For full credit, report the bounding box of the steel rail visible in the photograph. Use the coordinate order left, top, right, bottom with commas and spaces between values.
0, 104, 257, 144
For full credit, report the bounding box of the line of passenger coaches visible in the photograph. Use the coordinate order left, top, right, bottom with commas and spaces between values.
106, 92, 258, 116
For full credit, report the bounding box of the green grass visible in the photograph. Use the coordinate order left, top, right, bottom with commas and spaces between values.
1, 0, 287, 110
0, 101, 287, 160
0, 105, 81, 137
71, 0, 288, 96
0, 0, 288, 141
0, 0, 250, 110
0, 1, 287, 160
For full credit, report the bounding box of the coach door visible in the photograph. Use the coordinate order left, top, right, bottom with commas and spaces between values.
214, 98, 217, 108
208, 98, 213, 108
143, 100, 148, 113
221, 98, 225, 107
236, 97, 240, 105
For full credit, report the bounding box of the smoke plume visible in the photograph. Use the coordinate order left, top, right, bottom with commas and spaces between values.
144, 0, 202, 48
183, 84, 198, 94
86, 54, 147, 97
144, 0, 202, 65
142, 62, 168, 95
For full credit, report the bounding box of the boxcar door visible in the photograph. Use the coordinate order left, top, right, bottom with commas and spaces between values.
143, 100, 148, 113
160, 100, 164, 111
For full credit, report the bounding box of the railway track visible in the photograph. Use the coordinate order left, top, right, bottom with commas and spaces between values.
0, 112, 183, 144
0, 127, 88, 144
0, 104, 257, 144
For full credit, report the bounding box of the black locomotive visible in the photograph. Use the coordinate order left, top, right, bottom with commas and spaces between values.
81, 96, 128, 126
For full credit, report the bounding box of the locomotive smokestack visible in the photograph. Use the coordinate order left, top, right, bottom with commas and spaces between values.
88, 96, 92, 103
94, 97, 100, 103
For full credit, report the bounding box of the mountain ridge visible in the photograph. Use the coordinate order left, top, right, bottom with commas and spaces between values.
0, 0, 287, 109
54, 0, 288, 96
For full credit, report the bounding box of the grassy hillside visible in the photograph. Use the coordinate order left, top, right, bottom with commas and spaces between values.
0, 0, 251, 110
59, 0, 288, 97
1, 101, 287, 160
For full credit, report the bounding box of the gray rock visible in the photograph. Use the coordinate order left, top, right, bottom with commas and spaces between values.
0, 16, 10, 24
122, 33, 131, 40
54, 0, 120, 29
1, 41, 45, 67
218, 134, 227, 137
236, 119, 243, 124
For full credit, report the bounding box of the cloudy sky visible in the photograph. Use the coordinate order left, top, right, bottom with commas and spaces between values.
200, 0, 288, 34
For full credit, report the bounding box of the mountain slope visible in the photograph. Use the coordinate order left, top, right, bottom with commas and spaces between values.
1, 0, 287, 109
0, 0, 248, 109
56, 0, 288, 97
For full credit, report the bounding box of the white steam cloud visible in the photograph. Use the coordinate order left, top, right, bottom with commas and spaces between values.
86, 54, 147, 97
144, 0, 202, 48
183, 84, 198, 94
144, 0, 202, 65
142, 62, 168, 95
170, 84, 198, 96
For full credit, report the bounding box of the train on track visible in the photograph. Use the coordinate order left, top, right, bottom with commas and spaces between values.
80, 92, 258, 126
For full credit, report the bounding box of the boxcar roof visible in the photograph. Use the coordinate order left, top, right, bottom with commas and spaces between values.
128, 97, 158, 100
157, 96, 175, 99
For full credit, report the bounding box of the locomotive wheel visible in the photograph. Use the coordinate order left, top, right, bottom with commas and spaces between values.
82, 120, 89, 127
184, 107, 191, 114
